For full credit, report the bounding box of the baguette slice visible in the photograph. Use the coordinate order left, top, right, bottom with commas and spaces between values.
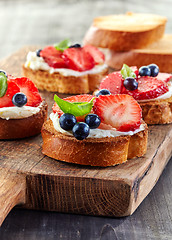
0, 100, 48, 139
106, 35, 172, 73
41, 119, 148, 167
23, 65, 108, 94
83, 12, 167, 51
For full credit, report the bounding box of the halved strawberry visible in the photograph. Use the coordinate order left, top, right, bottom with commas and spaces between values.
40, 46, 67, 68
53, 94, 95, 121
63, 47, 95, 71
94, 94, 142, 132
99, 72, 123, 94
122, 76, 169, 100
11, 77, 42, 107
83, 45, 105, 65
156, 73, 172, 83
0, 81, 20, 108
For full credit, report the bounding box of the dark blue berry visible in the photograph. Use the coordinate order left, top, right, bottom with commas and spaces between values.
12, 93, 27, 107
85, 114, 101, 129
69, 44, 81, 48
59, 113, 77, 131
96, 89, 111, 97
36, 49, 42, 57
72, 122, 90, 140
123, 77, 138, 91
139, 66, 151, 77
148, 64, 159, 77
0, 70, 7, 77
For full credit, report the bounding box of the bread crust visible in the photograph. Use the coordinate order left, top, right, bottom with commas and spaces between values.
41, 119, 148, 167
0, 100, 48, 139
23, 65, 108, 94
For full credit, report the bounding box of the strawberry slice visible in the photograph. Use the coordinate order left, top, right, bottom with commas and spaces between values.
53, 94, 95, 121
0, 81, 20, 108
99, 72, 123, 94
83, 45, 105, 64
122, 76, 169, 100
94, 94, 142, 132
156, 73, 172, 83
40, 46, 67, 68
11, 77, 42, 107
63, 47, 95, 71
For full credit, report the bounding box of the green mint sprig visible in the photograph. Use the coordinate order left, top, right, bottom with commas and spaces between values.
54, 39, 71, 51
121, 64, 136, 79
0, 72, 7, 98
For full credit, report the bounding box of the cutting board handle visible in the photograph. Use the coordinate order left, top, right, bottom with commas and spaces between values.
0, 169, 25, 226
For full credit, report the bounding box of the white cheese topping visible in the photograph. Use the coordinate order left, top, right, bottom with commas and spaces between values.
50, 112, 145, 139
24, 51, 108, 77
0, 102, 43, 120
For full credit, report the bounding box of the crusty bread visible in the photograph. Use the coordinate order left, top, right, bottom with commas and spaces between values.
23, 65, 108, 94
106, 34, 172, 73
83, 12, 167, 51
0, 100, 48, 139
41, 119, 148, 167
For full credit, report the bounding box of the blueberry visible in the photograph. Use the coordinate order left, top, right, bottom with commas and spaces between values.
96, 89, 111, 97
69, 44, 81, 48
36, 49, 42, 57
72, 122, 90, 140
12, 93, 27, 107
139, 66, 151, 77
123, 77, 138, 91
85, 114, 101, 129
148, 64, 159, 77
59, 113, 77, 131
0, 70, 7, 77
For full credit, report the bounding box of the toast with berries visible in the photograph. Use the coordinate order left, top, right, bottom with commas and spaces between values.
42, 94, 148, 167
0, 72, 48, 139
23, 41, 108, 94
83, 12, 167, 51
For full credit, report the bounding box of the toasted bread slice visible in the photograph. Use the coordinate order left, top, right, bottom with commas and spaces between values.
83, 12, 167, 51
0, 100, 48, 139
23, 65, 108, 94
106, 35, 172, 73
41, 119, 148, 167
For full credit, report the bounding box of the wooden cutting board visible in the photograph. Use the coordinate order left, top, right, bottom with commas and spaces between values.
0, 46, 172, 226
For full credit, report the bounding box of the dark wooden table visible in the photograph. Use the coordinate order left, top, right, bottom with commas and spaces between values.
0, 0, 172, 239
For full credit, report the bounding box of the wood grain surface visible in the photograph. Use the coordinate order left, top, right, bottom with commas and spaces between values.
0, 47, 172, 227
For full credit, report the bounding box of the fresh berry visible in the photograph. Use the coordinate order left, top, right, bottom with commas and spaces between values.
148, 64, 159, 77
96, 89, 111, 97
156, 73, 172, 83
83, 45, 105, 64
85, 114, 101, 129
0, 70, 7, 77
72, 122, 90, 140
94, 94, 142, 132
123, 77, 138, 91
11, 77, 42, 107
139, 66, 151, 77
63, 47, 94, 71
12, 93, 27, 107
53, 94, 95, 121
40, 46, 67, 68
123, 76, 169, 100
99, 72, 123, 94
130, 66, 139, 78
36, 49, 42, 57
59, 113, 77, 131
0, 81, 20, 108
69, 44, 81, 48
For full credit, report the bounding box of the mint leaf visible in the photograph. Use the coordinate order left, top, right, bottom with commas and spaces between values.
54, 95, 95, 117
54, 39, 70, 51
121, 64, 136, 79
0, 72, 7, 98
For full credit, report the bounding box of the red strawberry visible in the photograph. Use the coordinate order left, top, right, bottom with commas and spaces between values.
94, 94, 142, 132
40, 46, 67, 68
99, 72, 123, 94
156, 72, 172, 83
130, 66, 139, 79
0, 81, 20, 108
63, 47, 95, 71
83, 45, 105, 64
122, 76, 169, 100
11, 77, 42, 107
53, 94, 95, 121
